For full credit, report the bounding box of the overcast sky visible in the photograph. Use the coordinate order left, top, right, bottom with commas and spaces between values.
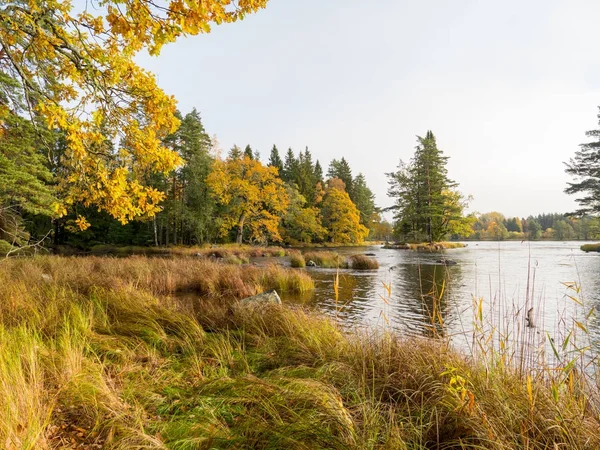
138, 0, 600, 218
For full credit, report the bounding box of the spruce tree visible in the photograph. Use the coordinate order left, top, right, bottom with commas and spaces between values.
314, 160, 324, 184
244, 144, 254, 160
228, 145, 242, 160
352, 173, 376, 228
327, 158, 354, 198
268, 145, 284, 175
387, 131, 467, 243
282, 148, 298, 183
565, 107, 600, 215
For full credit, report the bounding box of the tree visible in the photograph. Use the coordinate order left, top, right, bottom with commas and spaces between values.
352, 173, 376, 228
244, 145, 254, 160
0, 0, 268, 227
526, 217, 542, 240
228, 145, 242, 161
314, 160, 324, 184
282, 148, 298, 184
327, 158, 354, 197
281, 185, 326, 244
565, 107, 600, 215
387, 131, 469, 242
207, 156, 289, 244
321, 186, 369, 243
268, 145, 283, 175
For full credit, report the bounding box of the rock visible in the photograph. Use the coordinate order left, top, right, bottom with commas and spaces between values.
41, 273, 53, 283
240, 290, 282, 305
436, 259, 457, 266
364, 253, 376, 256
526, 307, 535, 328
306, 260, 317, 267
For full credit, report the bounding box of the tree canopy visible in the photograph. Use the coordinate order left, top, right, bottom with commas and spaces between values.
0, 0, 268, 227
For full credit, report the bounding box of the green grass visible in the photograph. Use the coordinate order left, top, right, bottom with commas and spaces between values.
581, 243, 600, 252
0, 256, 598, 448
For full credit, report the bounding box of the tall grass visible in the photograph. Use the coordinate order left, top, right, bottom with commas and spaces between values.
303, 251, 348, 268
0, 255, 598, 448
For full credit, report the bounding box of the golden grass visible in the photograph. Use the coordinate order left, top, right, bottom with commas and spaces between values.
303, 251, 348, 268
348, 254, 379, 270
0, 256, 597, 448
581, 243, 600, 252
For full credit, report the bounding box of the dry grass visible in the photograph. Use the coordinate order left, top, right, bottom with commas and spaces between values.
303, 251, 348, 268
81, 244, 288, 259
348, 254, 379, 270
581, 243, 600, 252
288, 250, 306, 268
0, 255, 598, 449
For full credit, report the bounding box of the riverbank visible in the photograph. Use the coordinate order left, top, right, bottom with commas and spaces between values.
0, 256, 598, 448
383, 241, 466, 251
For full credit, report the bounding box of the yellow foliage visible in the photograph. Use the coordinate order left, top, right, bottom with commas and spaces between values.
0, 0, 268, 228
207, 156, 289, 243
321, 188, 369, 243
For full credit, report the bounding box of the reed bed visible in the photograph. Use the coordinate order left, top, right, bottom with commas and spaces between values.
580, 243, 600, 252
348, 254, 379, 270
80, 244, 288, 259
0, 255, 598, 449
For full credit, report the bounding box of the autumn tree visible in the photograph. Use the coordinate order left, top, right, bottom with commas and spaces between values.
0, 0, 268, 228
321, 185, 368, 244
281, 185, 326, 244
207, 156, 288, 244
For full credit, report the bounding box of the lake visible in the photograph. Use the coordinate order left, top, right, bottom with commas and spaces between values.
283, 241, 600, 363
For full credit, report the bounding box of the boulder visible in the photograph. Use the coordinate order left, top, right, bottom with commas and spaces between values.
436, 259, 457, 266
41, 273, 53, 283
240, 290, 282, 305
306, 260, 317, 267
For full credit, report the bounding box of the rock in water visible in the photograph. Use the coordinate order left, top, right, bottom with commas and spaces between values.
306, 260, 317, 267
526, 307, 535, 328
241, 290, 282, 305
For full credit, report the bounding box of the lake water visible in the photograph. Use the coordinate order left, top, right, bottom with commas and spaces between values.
282, 242, 600, 362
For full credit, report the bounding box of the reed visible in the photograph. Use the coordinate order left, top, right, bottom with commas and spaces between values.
0, 255, 597, 448
348, 254, 379, 270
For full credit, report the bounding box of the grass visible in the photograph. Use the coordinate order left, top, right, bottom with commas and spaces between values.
78, 244, 288, 259
303, 251, 348, 268
348, 254, 379, 270
288, 250, 306, 268
384, 242, 466, 251
581, 243, 600, 252
0, 255, 598, 448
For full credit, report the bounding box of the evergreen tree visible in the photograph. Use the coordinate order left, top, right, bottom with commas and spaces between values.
565, 107, 600, 215
352, 173, 376, 228
282, 148, 298, 183
228, 145, 242, 160
314, 160, 324, 184
296, 147, 317, 205
244, 144, 254, 160
327, 158, 354, 197
387, 131, 469, 242
268, 145, 284, 175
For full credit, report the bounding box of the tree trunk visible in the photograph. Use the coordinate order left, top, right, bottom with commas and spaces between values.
236, 213, 246, 244
153, 217, 158, 247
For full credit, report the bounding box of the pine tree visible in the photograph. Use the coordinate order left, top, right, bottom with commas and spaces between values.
314, 160, 324, 184
268, 145, 284, 175
565, 107, 600, 215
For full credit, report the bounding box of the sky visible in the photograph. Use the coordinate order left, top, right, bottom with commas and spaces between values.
137, 0, 600, 218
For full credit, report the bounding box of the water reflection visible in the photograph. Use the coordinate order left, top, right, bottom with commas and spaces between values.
281, 242, 600, 358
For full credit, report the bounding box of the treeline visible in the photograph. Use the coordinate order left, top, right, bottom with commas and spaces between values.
1, 107, 390, 252
463, 212, 600, 241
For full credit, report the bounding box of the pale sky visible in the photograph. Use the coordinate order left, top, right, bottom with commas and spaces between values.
138, 0, 600, 219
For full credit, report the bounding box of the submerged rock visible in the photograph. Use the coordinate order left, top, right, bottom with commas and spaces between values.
436, 259, 457, 266
364, 253, 376, 256
240, 290, 282, 305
